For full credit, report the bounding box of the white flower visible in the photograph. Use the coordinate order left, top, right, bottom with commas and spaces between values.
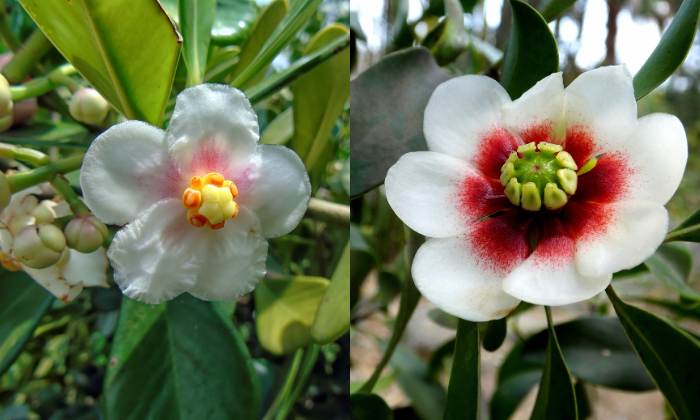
80, 84, 311, 304
384, 66, 687, 321
0, 189, 108, 302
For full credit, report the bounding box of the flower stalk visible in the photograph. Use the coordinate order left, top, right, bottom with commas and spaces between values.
305, 197, 350, 225
3, 30, 53, 83
0, 143, 49, 166
10, 64, 78, 102
6, 153, 83, 193
50, 175, 91, 217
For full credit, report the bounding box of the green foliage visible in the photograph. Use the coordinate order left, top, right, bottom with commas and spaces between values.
443, 320, 479, 420
312, 242, 350, 344
351, 393, 393, 420
179, 0, 217, 86
645, 243, 700, 301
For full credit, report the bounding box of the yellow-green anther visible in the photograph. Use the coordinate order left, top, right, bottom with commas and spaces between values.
555, 151, 578, 170
521, 182, 541, 211
557, 169, 578, 195
500, 161, 515, 186
504, 178, 521, 206
544, 182, 568, 210
537, 142, 563, 154
506, 151, 518, 164
517, 142, 536, 155
577, 157, 598, 176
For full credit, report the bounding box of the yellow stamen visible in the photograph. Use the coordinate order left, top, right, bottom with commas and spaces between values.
182, 171, 240, 229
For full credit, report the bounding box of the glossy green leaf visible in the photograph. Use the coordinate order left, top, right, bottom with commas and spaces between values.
501, 0, 559, 99
482, 318, 507, 351
350, 47, 450, 197
18, 0, 181, 125
290, 24, 350, 188
228, 0, 288, 88
205, 45, 240, 83
607, 286, 700, 420
179, 0, 216, 86
0, 270, 52, 376
539, 0, 576, 21
312, 242, 350, 343
392, 345, 446, 420
104, 295, 259, 419
0, 121, 93, 148
530, 309, 578, 420
211, 0, 256, 40
666, 208, 700, 242
255, 276, 329, 355
645, 243, 700, 301
261, 108, 294, 145
444, 320, 479, 420
351, 393, 394, 420
231, 0, 322, 88
633, 0, 700, 99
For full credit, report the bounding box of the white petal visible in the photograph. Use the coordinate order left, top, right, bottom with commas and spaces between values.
24, 262, 82, 302
619, 113, 687, 204
239, 145, 310, 238
503, 72, 565, 135
63, 249, 109, 288
424, 75, 511, 159
564, 66, 637, 152
108, 199, 202, 304
81, 121, 173, 225
167, 84, 259, 179
188, 208, 268, 301
412, 237, 520, 322
576, 200, 668, 278
386, 151, 494, 238
503, 235, 611, 306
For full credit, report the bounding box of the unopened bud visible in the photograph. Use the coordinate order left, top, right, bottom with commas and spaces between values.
13, 224, 66, 268
31, 200, 58, 224
69, 88, 110, 126
64, 216, 108, 253
0, 74, 12, 117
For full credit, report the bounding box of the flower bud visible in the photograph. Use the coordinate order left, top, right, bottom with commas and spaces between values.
0, 74, 13, 117
64, 216, 108, 253
69, 88, 110, 126
0, 172, 10, 212
13, 224, 66, 269
31, 200, 58, 224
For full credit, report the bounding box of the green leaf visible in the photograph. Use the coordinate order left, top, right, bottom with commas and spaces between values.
261, 108, 294, 145
606, 286, 700, 420
205, 45, 241, 83
530, 308, 578, 420
645, 243, 700, 301
444, 320, 479, 420
0, 270, 53, 376
633, 0, 700, 99
482, 318, 507, 351
231, 0, 322, 88
666, 208, 700, 242
351, 393, 394, 420
18, 0, 181, 125
211, 0, 256, 41
0, 121, 93, 149
290, 24, 350, 189
228, 0, 288, 88
311, 242, 350, 343
179, 0, 216, 86
392, 345, 446, 420
104, 295, 260, 419
501, 0, 559, 99
255, 276, 329, 355
350, 47, 450, 198
539, 0, 576, 21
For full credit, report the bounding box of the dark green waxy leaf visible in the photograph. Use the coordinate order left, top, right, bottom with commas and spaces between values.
607, 286, 700, 420
444, 320, 479, 420
179, 0, 216, 86
104, 295, 259, 419
482, 318, 507, 351
0, 121, 93, 149
422, 0, 468, 65
392, 346, 446, 420
18, 0, 181, 125
539, 0, 576, 21
350, 47, 450, 197
0, 270, 53, 376
501, 0, 558, 99
530, 309, 578, 420
312, 242, 350, 343
645, 243, 700, 301
666, 208, 700, 242
351, 393, 394, 420
633, 0, 700, 99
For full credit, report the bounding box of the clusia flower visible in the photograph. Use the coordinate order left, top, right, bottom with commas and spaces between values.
80, 84, 311, 304
385, 66, 687, 321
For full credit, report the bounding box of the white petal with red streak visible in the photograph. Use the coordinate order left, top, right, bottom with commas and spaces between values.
412, 237, 521, 322
564, 66, 638, 152
576, 200, 668, 278
385, 151, 489, 238
81, 121, 172, 225
188, 208, 268, 301
424, 75, 511, 159
503, 72, 565, 136
238, 145, 310, 238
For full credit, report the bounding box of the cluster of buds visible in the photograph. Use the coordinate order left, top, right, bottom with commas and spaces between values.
69, 88, 111, 126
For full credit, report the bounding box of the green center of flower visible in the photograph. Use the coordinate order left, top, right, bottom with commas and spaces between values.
500, 141, 593, 211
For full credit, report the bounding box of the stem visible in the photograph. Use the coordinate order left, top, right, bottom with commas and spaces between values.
262, 349, 304, 420
50, 175, 90, 216
275, 344, 321, 420
3, 30, 53, 83
10, 64, 77, 101
0, 143, 49, 166
245, 34, 350, 105
6, 154, 84, 193
664, 224, 700, 243
305, 197, 350, 225
0, 6, 20, 52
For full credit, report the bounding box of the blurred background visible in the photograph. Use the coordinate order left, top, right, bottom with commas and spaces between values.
350, 0, 700, 418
